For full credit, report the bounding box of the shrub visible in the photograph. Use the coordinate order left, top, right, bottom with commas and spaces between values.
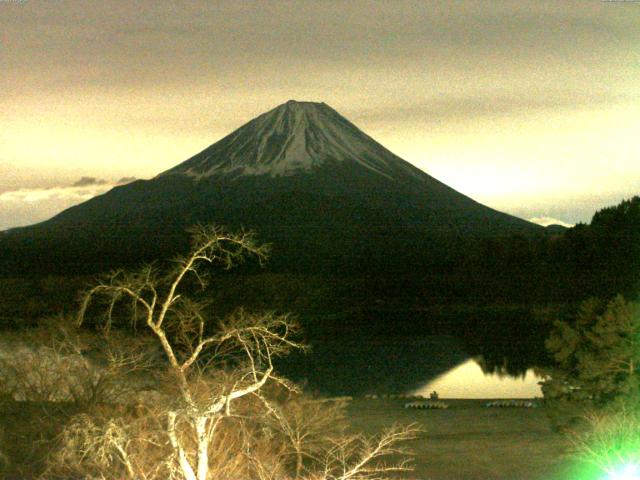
568, 404, 640, 478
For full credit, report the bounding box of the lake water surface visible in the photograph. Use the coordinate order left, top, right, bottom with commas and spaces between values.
412, 358, 543, 399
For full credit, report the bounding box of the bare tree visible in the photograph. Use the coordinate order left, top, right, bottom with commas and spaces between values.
77, 225, 305, 480
315, 424, 419, 480
0, 316, 154, 406
269, 395, 348, 477
566, 406, 640, 479
46, 225, 424, 480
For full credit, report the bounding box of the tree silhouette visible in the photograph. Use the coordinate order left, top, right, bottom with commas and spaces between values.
539, 295, 640, 428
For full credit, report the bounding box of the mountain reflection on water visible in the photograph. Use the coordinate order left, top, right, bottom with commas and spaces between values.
279, 335, 470, 396
278, 307, 551, 396
413, 359, 542, 399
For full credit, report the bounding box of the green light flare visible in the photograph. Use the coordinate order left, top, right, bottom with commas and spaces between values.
607, 463, 640, 480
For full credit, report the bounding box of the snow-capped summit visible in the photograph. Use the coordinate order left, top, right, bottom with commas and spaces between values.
161, 100, 420, 180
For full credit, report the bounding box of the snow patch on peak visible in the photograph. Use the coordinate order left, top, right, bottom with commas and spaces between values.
161, 101, 420, 181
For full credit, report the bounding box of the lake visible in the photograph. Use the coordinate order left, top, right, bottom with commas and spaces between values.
412, 358, 543, 399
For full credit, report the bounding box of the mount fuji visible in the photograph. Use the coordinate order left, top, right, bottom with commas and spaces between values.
1, 100, 542, 274
161, 100, 428, 180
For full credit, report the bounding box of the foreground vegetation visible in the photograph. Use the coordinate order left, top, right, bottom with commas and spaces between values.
2, 395, 602, 480
0, 226, 420, 479
1, 195, 638, 478
346, 397, 592, 480
536, 294, 640, 480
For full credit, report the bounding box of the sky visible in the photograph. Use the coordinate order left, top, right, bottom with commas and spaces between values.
1, 0, 639, 230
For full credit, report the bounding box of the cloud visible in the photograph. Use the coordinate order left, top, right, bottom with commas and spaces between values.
0, 184, 111, 204
0, 178, 124, 230
529, 216, 574, 228
116, 176, 137, 185
2, 0, 637, 98
0, 176, 127, 204
72, 176, 107, 187
0, 176, 144, 229
356, 92, 638, 125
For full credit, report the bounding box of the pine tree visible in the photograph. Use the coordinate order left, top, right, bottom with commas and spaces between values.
539, 295, 640, 428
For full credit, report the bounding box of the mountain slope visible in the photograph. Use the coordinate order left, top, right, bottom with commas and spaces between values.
0, 100, 542, 274
160, 100, 422, 180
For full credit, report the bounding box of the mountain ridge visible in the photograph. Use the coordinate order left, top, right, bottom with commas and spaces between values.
160, 100, 425, 181
0, 100, 542, 274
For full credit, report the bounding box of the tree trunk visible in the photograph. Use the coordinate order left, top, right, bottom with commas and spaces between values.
196, 417, 209, 480
168, 411, 197, 480
295, 447, 303, 478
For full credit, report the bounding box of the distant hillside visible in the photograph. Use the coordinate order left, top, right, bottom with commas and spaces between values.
552, 196, 640, 298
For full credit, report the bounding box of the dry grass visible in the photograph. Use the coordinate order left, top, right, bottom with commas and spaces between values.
0, 401, 79, 478
345, 398, 585, 480
1, 396, 607, 480
0, 396, 419, 480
